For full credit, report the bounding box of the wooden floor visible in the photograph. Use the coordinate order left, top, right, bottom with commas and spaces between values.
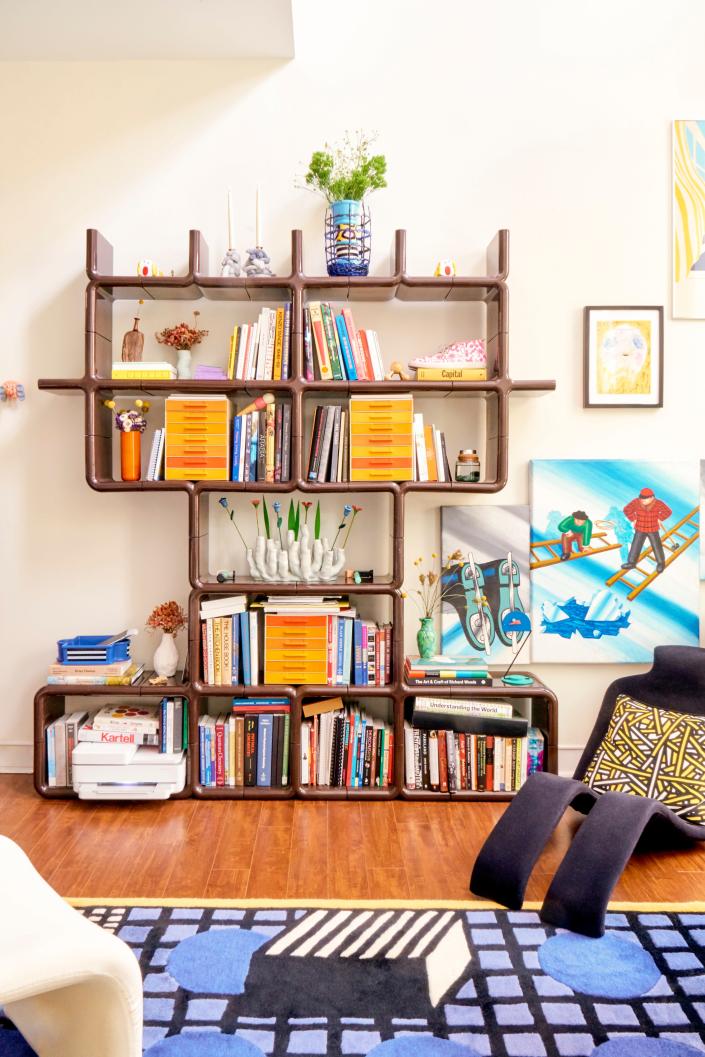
3, 775, 705, 902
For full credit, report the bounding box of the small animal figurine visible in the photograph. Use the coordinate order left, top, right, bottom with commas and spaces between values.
243, 247, 274, 277
385, 360, 411, 381
0, 381, 25, 402
137, 259, 164, 277
434, 259, 457, 278
220, 249, 242, 277
121, 317, 144, 362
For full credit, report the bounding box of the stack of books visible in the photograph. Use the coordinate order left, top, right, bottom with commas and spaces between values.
200, 595, 258, 687
404, 697, 544, 793
262, 596, 392, 687
231, 401, 291, 483
194, 365, 227, 381
111, 361, 177, 381
49, 633, 144, 686
403, 655, 490, 688
412, 412, 452, 482
145, 428, 166, 482
304, 302, 385, 381
198, 698, 290, 788
301, 697, 395, 789
306, 404, 349, 482
227, 305, 292, 381
46, 699, 186, 787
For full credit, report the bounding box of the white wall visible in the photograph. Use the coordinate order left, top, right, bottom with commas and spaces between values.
2, 0, 704, 774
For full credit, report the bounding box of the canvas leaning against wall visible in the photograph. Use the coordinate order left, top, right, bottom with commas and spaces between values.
530, 461, 699, 662
673, 119, 705, 319
440, 504, 531, 665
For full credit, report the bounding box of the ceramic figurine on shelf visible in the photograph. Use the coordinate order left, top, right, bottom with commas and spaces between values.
137, 259, 164, 277
155, 310, 208, 380
121, 317, 144, 362
385, 361, 411, 381
244, 246, 274, 277
0, 381, 25, 402
220, 248, 242, 277
434, 259, 457, 277
146, 600, 186, 680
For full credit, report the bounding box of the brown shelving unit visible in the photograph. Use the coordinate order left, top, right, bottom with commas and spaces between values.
36, 226, 557, 801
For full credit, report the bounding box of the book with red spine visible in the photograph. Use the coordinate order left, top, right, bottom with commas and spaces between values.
458, 732, 467, 790
438, 728, 449, 792
486, 735, 495, 792
215, 717, 225, 787
358, 329, 377, 380
341, 307, 368, 379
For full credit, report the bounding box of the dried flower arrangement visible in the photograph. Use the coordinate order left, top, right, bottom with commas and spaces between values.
402, 552, 460, 618
146, 600, 187, 635
156, 311, 209, 351
104, 398, 150, 432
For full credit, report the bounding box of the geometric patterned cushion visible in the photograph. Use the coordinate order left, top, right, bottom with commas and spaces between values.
582, 693, 705, 824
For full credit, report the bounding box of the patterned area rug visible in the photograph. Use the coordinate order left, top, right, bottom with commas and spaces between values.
2, 902, 705, 1056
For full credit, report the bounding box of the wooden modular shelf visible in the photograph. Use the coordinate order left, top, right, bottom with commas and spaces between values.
34, 226, 558, 802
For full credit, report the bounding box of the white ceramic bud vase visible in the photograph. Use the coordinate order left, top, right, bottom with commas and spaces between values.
153, 631, 178, 677
176, 348, 192, 379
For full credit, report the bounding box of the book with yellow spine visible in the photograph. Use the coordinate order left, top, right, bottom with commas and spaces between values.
415, 366, 487, 381
273, 308, 285, 380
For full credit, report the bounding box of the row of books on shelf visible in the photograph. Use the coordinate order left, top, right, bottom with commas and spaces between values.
198, 700, 290, 788
227, 306, 292, 381
404, 725, 544, 793
201, 595, 392, 688
301, 696, 394, 788
231, 401, 291, 482
46, 699, 187, 787
305, 302, 385, 382
404, 655, 491, 687
404, 696, 543, 793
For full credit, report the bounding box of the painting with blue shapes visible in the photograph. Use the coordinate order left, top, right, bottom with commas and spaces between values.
531, 460, 699, 662
440, 504, 531, 665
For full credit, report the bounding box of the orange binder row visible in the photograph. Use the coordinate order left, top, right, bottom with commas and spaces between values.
264, 615, 328, 685
349, 394, 414, 482
165, 396, 231, 481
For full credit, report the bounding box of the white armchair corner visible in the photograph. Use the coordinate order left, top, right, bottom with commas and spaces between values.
0, 835, 142, 1057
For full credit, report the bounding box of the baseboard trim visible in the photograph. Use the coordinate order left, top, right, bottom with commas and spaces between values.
0, 742, 32, 773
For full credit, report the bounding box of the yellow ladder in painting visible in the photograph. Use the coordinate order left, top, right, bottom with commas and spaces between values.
530, 532, 622, 571
605, 506, 700, 601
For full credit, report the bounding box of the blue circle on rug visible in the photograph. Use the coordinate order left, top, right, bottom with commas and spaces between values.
539, 931, 660, 998
144, 1032, 265, 1057
0, 1031, 37, 1056
591, 1039, 703, 1056
368, 1038, 480, 1057
168, 927, 271, 994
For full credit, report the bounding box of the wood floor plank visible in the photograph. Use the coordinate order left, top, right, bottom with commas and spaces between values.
4, 776, 705, 904
287, 802, 328, 898
327, 803, 369, 899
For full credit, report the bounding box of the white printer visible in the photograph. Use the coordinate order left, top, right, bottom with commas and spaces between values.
72, 741, 186, 800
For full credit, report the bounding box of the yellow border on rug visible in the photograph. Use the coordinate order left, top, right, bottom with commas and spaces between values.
67, 898, 705, 912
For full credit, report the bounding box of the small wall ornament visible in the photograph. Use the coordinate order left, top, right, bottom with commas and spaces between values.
0, 381, 25, 402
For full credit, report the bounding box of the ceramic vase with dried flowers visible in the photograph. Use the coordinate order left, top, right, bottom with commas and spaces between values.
104, 398, 150, 481
404, 554, 457, 660
146, 600, 187, 678
156, 311, 209, 379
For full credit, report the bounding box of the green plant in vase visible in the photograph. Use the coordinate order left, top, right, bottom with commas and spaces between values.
301, 130, 387, 277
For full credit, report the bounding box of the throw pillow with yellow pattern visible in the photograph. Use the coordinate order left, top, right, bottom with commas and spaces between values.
582, 693, 705, 824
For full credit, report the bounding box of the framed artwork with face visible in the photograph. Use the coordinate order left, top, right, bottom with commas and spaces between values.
583, 306, 663, 408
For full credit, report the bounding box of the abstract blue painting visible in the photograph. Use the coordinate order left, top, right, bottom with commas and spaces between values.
530, 460, 699, 662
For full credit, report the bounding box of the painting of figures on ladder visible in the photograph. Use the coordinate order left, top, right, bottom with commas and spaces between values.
530, 460, 699, 662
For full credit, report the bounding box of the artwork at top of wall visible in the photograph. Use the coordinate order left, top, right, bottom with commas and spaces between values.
530, 460, 699, 663
673, 120, 705, 319
583, 306, 663, 408
440, 504, 531, 665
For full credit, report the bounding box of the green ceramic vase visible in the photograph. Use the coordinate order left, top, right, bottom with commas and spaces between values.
417, 617, 437, 660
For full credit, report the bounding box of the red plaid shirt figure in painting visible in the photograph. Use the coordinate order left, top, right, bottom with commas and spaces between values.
622, 487, 672, 574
